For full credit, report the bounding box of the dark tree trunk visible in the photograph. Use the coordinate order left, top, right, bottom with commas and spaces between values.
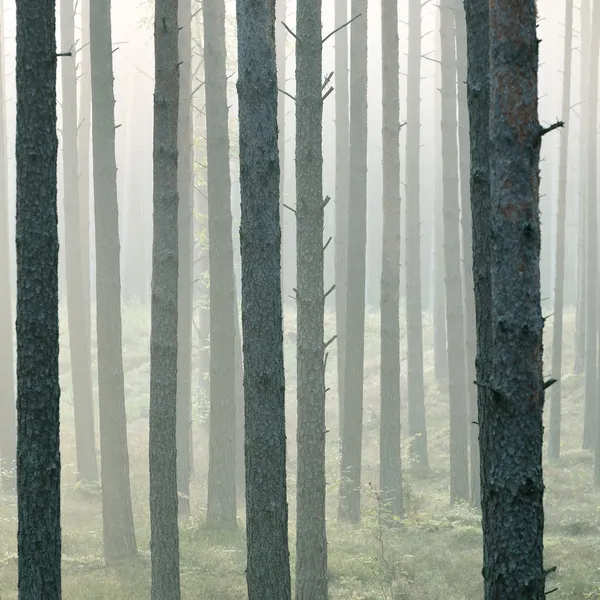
379, 0, 402, 520
176, 0, 193, 521
149, 0, 181, 594
339, 0, 367, 524
405, 0, 428, 467
90, 0, 137, 564
236, 0, 292, 596
15, 0, 61, 595
60, 0, 98, 484
0, 2, 16, 495
440, 0, 469, 504
483, 1, 546, 596
334, 0, 349, 450
205, 0, 237, 530
294, 0, 328, 595
548, 0, 573, 462
583, 0, 599, 452
276, 0, 287, 301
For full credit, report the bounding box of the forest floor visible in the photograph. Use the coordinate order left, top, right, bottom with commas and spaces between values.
1, 304, 600, 599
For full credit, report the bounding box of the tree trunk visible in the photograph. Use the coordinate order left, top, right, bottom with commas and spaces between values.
60, 0, 98, 484
334, 0, 349, 452
233, 282, 245, 502
0, 0, 16, 495
439, 0, 469, 504
77, 0, 93, 399
15, 0, 61, 594
454, 0, 478, 506
90, 0, 137, 564
236, 0, 292, 595
583, 0, 599, 452
176, 0, 193, 521
405, 0, 428, 467
573, 0, 589, 375
149, 0, 181, 594
548, 0, 573, 462
339, 0, 367, 524
484, 1, 546, 596
276, 0, 287, 301
205, 0, 237, 530
294, 0, 328, 595
379, 0, 402, 521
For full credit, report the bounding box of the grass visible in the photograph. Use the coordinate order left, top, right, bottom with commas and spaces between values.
1, 303, 600, 599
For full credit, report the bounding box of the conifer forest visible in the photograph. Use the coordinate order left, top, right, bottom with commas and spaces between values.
2, 0, 600, 598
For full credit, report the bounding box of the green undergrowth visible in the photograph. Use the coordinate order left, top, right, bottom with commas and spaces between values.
1, 305, 599, 598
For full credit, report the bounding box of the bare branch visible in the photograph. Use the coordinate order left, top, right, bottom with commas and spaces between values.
324, 284, 335, 300
324, 334, 338, 350
540, 120, 564, 137
281, 21, 298, 40
323, 236, 332, 252
322, 87, 334, 102
283, 203, 296, 215
322, 13, 362, 44
279, 88, 296, 102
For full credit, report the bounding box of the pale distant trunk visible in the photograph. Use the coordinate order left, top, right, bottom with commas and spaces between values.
237, 0, 292, 593
440, 0, 469, 503
583, 0, 599, 452
405, 0, 428, 467
379, 0, 403, 520
176, 0, 193, 520
334, 0, 349, 451
574, 0, 590, 376
205, 0, 237, 530
0, 0, 16, 494
548, 0, 573, 462
454, 0, 478, 506
61, 0, 98, 484
149, 0, 181, 593
339, 0, 368, 524
90, 0, 137, 563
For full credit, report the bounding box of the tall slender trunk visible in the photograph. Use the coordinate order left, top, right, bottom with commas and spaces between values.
432, 12, 447, 386
15, 0, 61, 594
205, 0, 237, 529
176, 0, 193, 520
583, 0, 599, 452
277, 0, 287, 300
454, 0, 478, 506
77, 0, 93, 387
573, 0, 589, 375
61, 0, 98, 484
0, 0, 16, 494
405, 0, 428, 467
295, 0, 328, 595
339, 0, 367, 524
484, 1, 545, 595
379, 0, 402, 520
149, 0, 181, 594
90, 0, 137, 563
334, 0, 349, 449
236, 0, 292, 595
440, 0, 469, 503
548, 0, 573, 462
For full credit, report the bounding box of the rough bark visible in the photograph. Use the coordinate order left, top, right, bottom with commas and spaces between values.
379, 0, 402, 520
0, 0, 16, 495
60, 0, 98, 484
583, 0, 599, 452
294, 0, 328, 595
339, 0, 367, 524
454, 0, 478, 506
405, 0, 428, 467
90, 0, 137, 564
440, 0, 469, 504
149, 0, 181, 595
236, 0, 292, 596
548, 0, 573, 462
15, 0, 61, 595
334, 0, 349, 449
484, 1, 546, 596
176, 0, 193, 521
205, 0, 238, 530
573, 0, 589, 375
276, 0, 286, 300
